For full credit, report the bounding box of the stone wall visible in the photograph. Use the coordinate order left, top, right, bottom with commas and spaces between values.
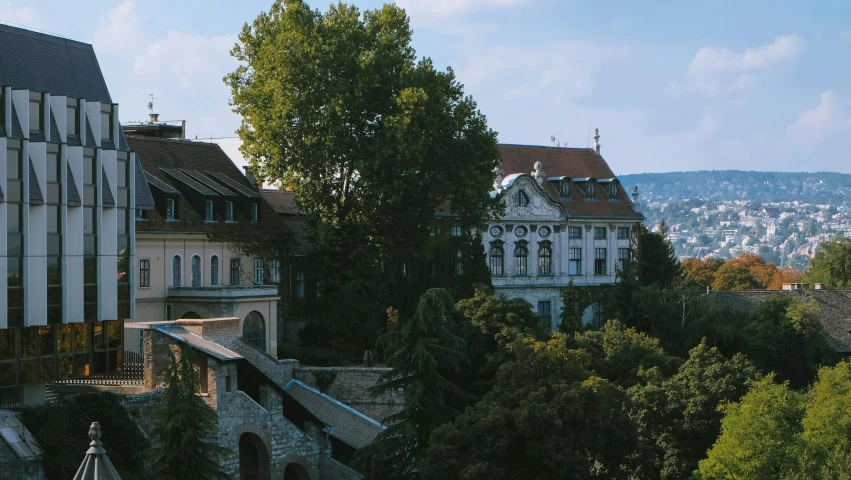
294, 367, 403, 423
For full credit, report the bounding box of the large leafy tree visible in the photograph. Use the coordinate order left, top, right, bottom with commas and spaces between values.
146, 347, 232, 480
804, 237, 851, 288
681, 257, 725, 288
226, 0, 501, 342
352, 288, 469, 479
799, 362, 851, 478
711, 252, 777, 290
635, 222, 681, 287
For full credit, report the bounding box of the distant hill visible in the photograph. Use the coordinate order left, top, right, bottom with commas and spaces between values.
619, 171, 851, 204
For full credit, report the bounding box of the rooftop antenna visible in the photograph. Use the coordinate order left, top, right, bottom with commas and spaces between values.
586, 125, 591, 148
550, 135, 561, 148
141, 94, 158, 123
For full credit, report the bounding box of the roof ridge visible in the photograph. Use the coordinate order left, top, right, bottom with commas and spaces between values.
124, 134, 223, 148
499, 143, 596, 151
0, 23, 94, 48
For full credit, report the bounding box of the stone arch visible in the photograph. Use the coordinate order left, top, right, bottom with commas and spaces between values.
243, 311, 266, 350
239, 431, 271, 480
283, 463, 310, 480
180, 311, 201, 319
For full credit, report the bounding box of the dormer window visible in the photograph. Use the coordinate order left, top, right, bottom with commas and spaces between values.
585, 180, 596, 199
515, 190, 530, 207
225, 201, 234, 222
205, 200, 214, 221
608, 181, 619, 200
250, 202, 259, 222
166, 198, 176, 220
29, 91, 44, 133
560, 179, 571, 198
100, 103, 113, 141
67, 98, 79, 138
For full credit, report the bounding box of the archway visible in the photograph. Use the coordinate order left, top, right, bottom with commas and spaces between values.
243, 311, 266, 351
180, 311, 201, 319
283, 463, 310, 480
239, 432, 270, 480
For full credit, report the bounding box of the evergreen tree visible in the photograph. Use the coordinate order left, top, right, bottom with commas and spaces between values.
352, 288, 468, 479
146, 347, 232, 480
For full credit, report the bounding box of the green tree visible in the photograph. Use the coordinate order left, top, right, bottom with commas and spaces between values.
696, 375, 805, 480
627, 341, 759, 480
226, 0, 501, 346
422, 335, 637, 480
799, 362, 851, 478
711, 261, 762, 290
636, 222, 681, 287
681, 257, 725, 288
146, 347, 232, 480
352, 288, 468, 479
805, 237, 851, 288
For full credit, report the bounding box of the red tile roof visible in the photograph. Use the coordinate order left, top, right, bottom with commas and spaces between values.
498, 144, 643, 219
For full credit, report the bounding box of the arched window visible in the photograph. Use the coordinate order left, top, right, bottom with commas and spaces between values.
515, 190, 529, 207
210, 255, 219, 286
560, 179, 572, 198
191, 255, 201, 287
172, 255, 182, 286
515, 244, 528, 275
489, 245, 504, 276
180, 311, 201, 319
538, 244, 552, 275
243, 311, 266, 351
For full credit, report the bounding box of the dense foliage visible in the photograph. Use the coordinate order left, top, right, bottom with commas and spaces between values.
20, 392, 149, 480
805, 237, 851, 288
145, 347, 232, 480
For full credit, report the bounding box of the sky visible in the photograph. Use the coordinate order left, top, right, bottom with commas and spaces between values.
2, 0, 850, 175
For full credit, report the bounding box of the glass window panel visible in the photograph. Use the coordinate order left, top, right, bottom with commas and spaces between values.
106, 321, 122, 350
47, 154, 60, 182
93, 352, 107, 374
117, 161, 127, 188
21, 327, 38, 358
84, 236, 96, 255
67, 106, 78, 136
47, 306, 63, 325
21, 359, 38, 384
84, 257, 97, 284
117, 236, 129, 256
84, 207, 96, 234
7, 205, 21, 232
118, 188, 129, 208
47, 257, 61, 285
6, 181, 21, 203
0, 362, 16, 387
7, 285, 23, 304
8, 309, 23, 328
47, 235, 61, 255
84, 186, 96, 206
47, 205, 60, 233
7, 235, 22, 256
75, 354, 90, 377
6, 152, 19, 179
101, 111, 112, 140
108, 350, 119, 373
74, 324, 90, 352
39, 357, 56, 382
0, 330, 14, 360
47, 183, 61, 205
117, 209, 127, 235
29, 99, 41, 132
83, 156, 95, 185
39, 327, 54, 356
94, 323, 106, 351
57, 325, 73, 353
59, 356, 74, 379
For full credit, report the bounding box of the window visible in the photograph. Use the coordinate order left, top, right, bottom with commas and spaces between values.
46, 144, 63, 325
296, 272, 305, 299
454, 250, 464, 276
243, 311, 266, 351
191, 255, 201, 287
172, 256, 182, 287
250, 202, 259, 222
514, 244, 528, 275
29, 91, 43, 133
538, 301, 551, 324
592, 302, 606, 328
166, 198, 176, 220
594, 248, 607, 275
66, 97, 79, 138
136, 209, 146, 220
205, 201, 214, 221
139, 259, 150, 288
608, 182, 619, 199
585, 181, 596, 198
618, 248, 631, 270
7, 141, 24, 327
225, 201, 234, 222
569, 248, 582, 275
272, 260, 281, 283
560, 180, 571, 197
0, 88, 4, 130
254, 258, 264, 285
594, 227, 607, 239
451, 225, 463, 237
617, 227, 630, 239
515, 190, 530, 207
230, 258, 241, 285
489, 245, 504, 276
569, 226, 582, 239
100, 103, 113, 141
210, 256, 220, 286
538, 244, 552, 275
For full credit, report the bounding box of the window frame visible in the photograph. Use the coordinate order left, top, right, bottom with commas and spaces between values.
514, 244, 528, 276
515, 190, 530, 207
617, 226, 630, 239
594, 227, 607, 239
568, 226, 582, 239
538, 244, 552, 275
250, 202, 259, 223
225, 201, 234, 222
190, 255, 202, 287
454, 250, 464, 276
271, 260, 281, 284
205, 200, 214, 221
166, 198, 176, 220
296, 272, 305, 299
139, 259, 151, 288
210, 255, 220, 286
29, 91, 44, 133
594, 248, 607, 275
172, 255, 182, 287
569, 248, 582, 276
253, 258, 264, 285
451, 225, 463, 237
230, 258, 241, 286
489, 245, 504, 276
100, 103, 113, 141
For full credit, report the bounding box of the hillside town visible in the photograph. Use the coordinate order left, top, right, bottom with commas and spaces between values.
1, 2, 851, 480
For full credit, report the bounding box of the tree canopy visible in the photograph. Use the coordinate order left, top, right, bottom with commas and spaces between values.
804, 237, 851, 288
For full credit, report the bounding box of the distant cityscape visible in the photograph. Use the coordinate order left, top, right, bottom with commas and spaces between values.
622, 171, 851, 268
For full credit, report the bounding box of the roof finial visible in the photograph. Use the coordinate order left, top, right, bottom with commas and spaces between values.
494, 167, 505, 190
593, 128, 601, 155
533, 161, 545, 185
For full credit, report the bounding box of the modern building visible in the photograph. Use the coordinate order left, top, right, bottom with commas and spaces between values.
481, 131, 644, 330
126, 129, 289, 358
0, 24, 138, 405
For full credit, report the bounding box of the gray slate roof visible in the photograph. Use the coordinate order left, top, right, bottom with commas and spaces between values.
284, 380, 384, 449
134, 156, 156, 210
28, 159, 43, 205
49, 110, 61, 143
0, 24, 111, 103
67, 164, 81, 207
10, 103, 23, 139
707, 290, 851, 353
152, 324, 243, 361
101, 166, 114, 208
85, 117, 96, 148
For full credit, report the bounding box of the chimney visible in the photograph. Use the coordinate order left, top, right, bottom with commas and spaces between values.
593, 128, 601, 155
243, 166, 257, 187
149, 112, 159, 123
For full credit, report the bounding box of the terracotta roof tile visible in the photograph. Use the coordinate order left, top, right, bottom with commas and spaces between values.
498, 144, 643, 219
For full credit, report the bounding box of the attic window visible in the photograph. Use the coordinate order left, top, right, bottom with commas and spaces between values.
29, 91, 44, 133
166, 198, 176, 220
250, 202, 259, 223
225, 201, 234, 222
584, 181, 596, 199
608, 182, 619, 200
560, 180, 571, 198
205, 200, 214, 221
515, 190, 530, 207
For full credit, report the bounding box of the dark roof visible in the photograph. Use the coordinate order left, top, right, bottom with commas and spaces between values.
49, 110, 61, 143
85, 117, 96, 148
134, 156, 155, 210
117, 129, 130, 152
284, 380, 384, 449
10, 103, 23, 139
67, 163, 81, 206
261, 190, 308, 254
28, 159, 43, 205
127, 136, 287, 235
707, 290, 851, 353
498, 144, 643, 219
0, 24, 111, 102
181, 170, 239, 197
101, 166, 114, 208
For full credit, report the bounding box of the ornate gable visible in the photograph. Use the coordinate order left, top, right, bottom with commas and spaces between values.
502, 175, 563, 221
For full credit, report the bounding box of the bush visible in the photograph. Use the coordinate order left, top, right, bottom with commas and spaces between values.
279, 345, 349, 366
19, 392, 149, 480
298, 323, 335, 347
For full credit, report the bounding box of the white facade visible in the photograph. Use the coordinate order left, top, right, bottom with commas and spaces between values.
482, 172, 640, 330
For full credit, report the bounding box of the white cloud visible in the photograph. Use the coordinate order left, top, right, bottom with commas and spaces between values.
670, 35, 805, 97
133, 31, 237, 88
0, 1, 40, 29
783, 91, 851, 146
93, 1, 145, 54
395, 0, 525, 20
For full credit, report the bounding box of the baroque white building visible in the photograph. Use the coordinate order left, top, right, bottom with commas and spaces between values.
482, 132, 643, 330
